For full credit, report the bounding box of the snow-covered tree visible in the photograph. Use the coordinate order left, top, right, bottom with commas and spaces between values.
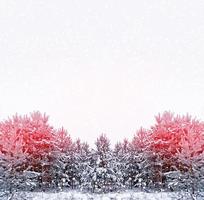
113, 139, 130, 190
80, 148, 96, 192
81, 134, 117, 193
173, 125, 204, 194
0, 112, 59, 191
73, 139, 90, 189
0, 129, 29, 194
151, 111, 204, 192
128, 128, 155, 190
51, 127, 74, 189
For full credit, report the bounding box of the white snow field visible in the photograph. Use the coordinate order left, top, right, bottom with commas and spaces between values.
1, 191, 203, 200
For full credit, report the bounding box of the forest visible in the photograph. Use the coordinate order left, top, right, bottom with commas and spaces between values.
0, 111, 204, 196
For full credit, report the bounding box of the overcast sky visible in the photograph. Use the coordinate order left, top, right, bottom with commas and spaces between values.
0, 0, 204, 146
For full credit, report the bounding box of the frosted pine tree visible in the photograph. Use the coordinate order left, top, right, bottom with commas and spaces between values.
52, 127, 74, 189
23, 112, 56, 190
81, 134, 117, 193
113, 139, 130, 190
150, 112, 186, 190
80, 148, 97, 192
128, 128, 153, 190
175, 126, 204, 195
151, 112, 204, 194
0, 129, 30, 197
94, 134, 118, 192
0, 112, 61, 192
73, 139, 90, 189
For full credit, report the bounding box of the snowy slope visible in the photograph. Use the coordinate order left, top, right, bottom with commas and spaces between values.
1, 191, 203, 200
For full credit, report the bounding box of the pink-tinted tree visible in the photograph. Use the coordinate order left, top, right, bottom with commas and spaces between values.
0, 112, 60, 190
150, 111, 204, 192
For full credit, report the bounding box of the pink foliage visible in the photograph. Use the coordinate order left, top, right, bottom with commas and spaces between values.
0, 112, 54, 156
0, 111, 72, 163
150, 111, 204, 170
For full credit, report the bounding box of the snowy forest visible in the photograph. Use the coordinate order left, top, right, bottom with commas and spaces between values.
0, 111, 204, 196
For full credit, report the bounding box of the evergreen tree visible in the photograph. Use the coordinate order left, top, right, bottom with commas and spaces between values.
52, 127, 73, 189
0, 129, 29, 194
0, 112, 64, 191
81, 134, 117, 193
114, 139, 132, 189
73, 139, 90, 189
151, 111, 204, 193
129, 128, 154, 190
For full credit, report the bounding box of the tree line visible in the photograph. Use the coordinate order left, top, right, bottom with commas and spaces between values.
0, 111, 204, 194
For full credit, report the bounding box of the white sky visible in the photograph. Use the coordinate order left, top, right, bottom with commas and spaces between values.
0, 0, 204, 146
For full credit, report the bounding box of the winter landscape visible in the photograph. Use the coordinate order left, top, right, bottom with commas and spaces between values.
1, 0, 204, 199
0, 111, 204, 200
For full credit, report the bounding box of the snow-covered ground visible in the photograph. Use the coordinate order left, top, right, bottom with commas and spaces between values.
1, 191, 203, 200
